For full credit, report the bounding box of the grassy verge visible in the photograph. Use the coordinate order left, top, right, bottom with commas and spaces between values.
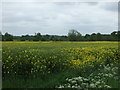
3, 70, 80, 88
3, 63, 119, 88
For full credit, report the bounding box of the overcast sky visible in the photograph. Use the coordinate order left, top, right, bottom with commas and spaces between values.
2, 2, 118, 36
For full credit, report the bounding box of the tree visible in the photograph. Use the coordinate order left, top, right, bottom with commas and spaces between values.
85, 34, 90, 41
2, 35, 4, 41
33, 32, 42, 41
111, 31, 117, 36
0, 32, 2, 41
117, 31, 120, 41
111, 31, 117, 41
96, 33, 102, 41
90, 33, 97, 41
21, 34, 32, 41
68, 29, 82, 41
4, 32, 13, 41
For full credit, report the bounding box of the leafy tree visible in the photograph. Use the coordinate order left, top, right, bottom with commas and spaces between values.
117, 31, 120, 41
68, 29, 82, 41
85, 34, 90, 41
4, 32, 13, 41
0, 32, 2, 41
2, 35, 4, 41
101, 34, 110, 41
89, 33, 97, 41
111, 31, 117, 36
96, 33, 102, 41
33, 32, 42, 41
21, 35, 34, 41
2, 31, 119, 41
111, 31, 117, 41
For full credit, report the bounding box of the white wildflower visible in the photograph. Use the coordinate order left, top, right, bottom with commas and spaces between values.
67, 85, 71, 88
90, 73, 93, 76
81, 83, 87, 86
99, 65, 102, 67
77, 86, 82, 88
68, 79, 72, 82
66, 78, 69, 81
84, 78, 88, 81
108, 74, 113, 77
104, 67, 111, 71
104, 74, 108, 77
95, 81, 101, 85
107, 86, 111, 88
110, 63, 113, 66
78, 76, 83, 79
71, 80, 77, 84
98, 86, 102, 88
113, 72, 117, 75
101, 81, 105, 84
72, 86, 75, 88
75, 84, 78, 86
90, 83, 96, 88
104, 85, 111, 88
114, 76, 118, 80
114, 67, 118, 70
58, 85, 64, 88
72, 77, 77, 80
77, 76, 83, 82
74, 86, 78, 88
91, 79, 94, 81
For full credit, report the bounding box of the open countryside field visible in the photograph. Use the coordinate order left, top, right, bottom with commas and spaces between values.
2, 41, 120, 88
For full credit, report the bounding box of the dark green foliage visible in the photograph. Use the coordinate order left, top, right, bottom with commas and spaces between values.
68, 29, 83, 41
21, 35, 34, 41
2, 32, 13, 41
33, 32, 42, 41
2, 31, 120, 41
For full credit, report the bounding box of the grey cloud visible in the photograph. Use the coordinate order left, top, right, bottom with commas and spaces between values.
87, 2, 98, 5
2, 2, 117, 36
99, 2, 118, 12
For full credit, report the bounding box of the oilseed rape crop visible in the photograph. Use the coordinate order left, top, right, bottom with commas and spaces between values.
2, 41, 120, 88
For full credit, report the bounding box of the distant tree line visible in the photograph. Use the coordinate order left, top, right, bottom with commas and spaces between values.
1, 30, 120, 41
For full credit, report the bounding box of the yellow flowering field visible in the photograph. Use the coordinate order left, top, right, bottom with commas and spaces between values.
2, 41, 120, 88
2, 41, 119, 75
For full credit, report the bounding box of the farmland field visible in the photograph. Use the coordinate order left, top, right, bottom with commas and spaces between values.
2, 41, 120, 88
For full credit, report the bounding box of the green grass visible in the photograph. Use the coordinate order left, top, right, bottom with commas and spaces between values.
3, 70, 80, 88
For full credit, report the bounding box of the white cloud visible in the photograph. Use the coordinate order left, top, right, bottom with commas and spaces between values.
2, 0, 119, 2
2, 2, 118, 35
